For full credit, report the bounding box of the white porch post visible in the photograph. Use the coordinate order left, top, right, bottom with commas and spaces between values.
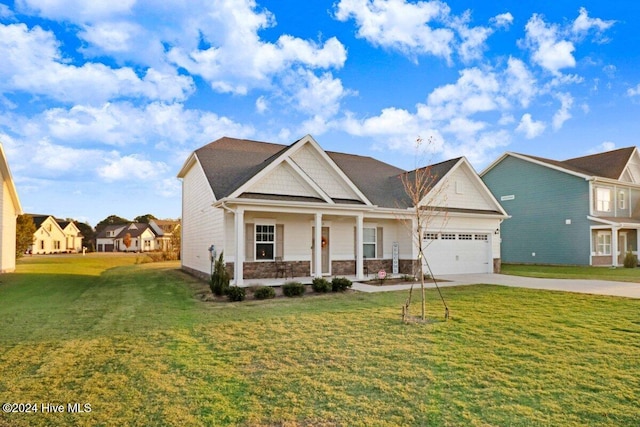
314, 213, 322, 278
611, 226, 618, 267
355, 214, 364, 280
235, 207, 245, 286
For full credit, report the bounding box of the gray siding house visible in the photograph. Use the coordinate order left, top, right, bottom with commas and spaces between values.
481, 147, 640, 266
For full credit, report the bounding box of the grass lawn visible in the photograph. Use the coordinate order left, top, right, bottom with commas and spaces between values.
1, 255, 639, 426
502, 263, 640, 282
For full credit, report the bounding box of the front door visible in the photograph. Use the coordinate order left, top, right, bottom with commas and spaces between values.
619, 232, 628, 265
312, 226, 330, 275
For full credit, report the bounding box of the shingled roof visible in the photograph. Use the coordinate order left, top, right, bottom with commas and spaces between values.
189, 137, 458, 209
514, 147, 636, 180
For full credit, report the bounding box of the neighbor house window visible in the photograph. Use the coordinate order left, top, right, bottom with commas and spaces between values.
618, 190, 626, 210
363, 227, 376, 258
255, 225, 275, 260
54, 241, 61, 250
595, 231, 611, 255
595, 188, 612, 212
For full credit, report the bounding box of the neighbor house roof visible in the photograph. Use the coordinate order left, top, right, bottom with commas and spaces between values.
185, 136, 459, 209
492, 147, 637, 181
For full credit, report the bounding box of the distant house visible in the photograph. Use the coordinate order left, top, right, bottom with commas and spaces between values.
0, 143, 22, 272
57, 220, 83, 252
177, 135, 507, 285
149, 219, 180, 252
481, 146, 640, 266
96, 222, 163, 252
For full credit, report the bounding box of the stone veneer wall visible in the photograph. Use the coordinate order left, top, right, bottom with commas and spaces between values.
332, 259, 417, 276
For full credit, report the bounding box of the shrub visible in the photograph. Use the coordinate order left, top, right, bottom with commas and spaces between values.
623, 251, 637, 268
282, 281, 306, 297
210, 252, 230, 296
253, 286, 276, 300
331, 277, 352, 292
227, 286, 246, 302
311, 277, 332, 293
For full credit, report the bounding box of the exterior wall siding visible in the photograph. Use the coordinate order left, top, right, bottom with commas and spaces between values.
0, 180, 16, 271
482, 156, 591, 265
181, 160, 224, 277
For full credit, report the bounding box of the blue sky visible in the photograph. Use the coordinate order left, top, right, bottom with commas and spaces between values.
0, 0, 636, 225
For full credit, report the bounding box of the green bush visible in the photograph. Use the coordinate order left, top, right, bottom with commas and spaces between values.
623, 251, 637, 268
210, 252, 230, 296
331, 277, 352, 292
253, 286, 276, 300
227, 286, 246, 302
282, 281, 306, 297
311, 277, 332, 293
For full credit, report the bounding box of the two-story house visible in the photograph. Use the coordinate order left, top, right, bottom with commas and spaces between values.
481, 147, 640, 266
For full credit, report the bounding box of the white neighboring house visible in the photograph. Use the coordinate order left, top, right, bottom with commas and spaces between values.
177, 135, 508, 285
96, 223, 162, 252
28, 215, 82, 254
0, 143, 22, 272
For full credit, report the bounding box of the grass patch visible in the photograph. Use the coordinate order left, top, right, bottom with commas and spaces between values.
0, 255, 639, 426
502, 263, 640, 282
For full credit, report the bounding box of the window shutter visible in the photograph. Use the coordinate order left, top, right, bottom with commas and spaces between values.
377, 227, 384, 259
276, 224, 284, 258
245, 223, 254, 261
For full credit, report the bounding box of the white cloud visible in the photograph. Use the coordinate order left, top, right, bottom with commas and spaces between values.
627, 84, 640, 97
552, 92, 573, 130
255, 96, 268, 114
78, 21, 141, 53
516, 113, 545, 139
522, 14, 575, 75
166, 2, 347, 95
504, 57, 537, 108
588, 141, 616, 154
16, 0, 135, 21
97, 154, 168, 182
0, 22, 194, 104
572, 7, 615, 41
491, 13, 513, 29
334, 0, 454, 61
451, 12, 493, 63
0, 4, 13, 17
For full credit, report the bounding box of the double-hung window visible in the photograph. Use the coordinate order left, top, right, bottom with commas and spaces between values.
255, 225, 275, 260
363, 227, 376, 258
595, 187, 612, 212
595, 231, 611, 255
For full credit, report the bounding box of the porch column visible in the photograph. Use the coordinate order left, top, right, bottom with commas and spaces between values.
355, 214, 364, 280
314, 213, 322, 278
235, 207, 245, 286
611, 227, 618, 267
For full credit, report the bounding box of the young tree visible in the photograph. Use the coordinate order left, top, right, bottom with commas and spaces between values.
16, 214, 36, 257
123, 233, 132, 249
399, 137, 450, 322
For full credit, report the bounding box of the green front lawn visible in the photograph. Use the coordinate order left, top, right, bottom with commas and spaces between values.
502, 263, 640, 282
0, 255, 639, 426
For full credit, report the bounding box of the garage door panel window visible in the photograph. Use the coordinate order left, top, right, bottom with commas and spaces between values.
441, 233, 456, 240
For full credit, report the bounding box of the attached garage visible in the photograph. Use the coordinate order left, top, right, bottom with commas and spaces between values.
422, 232, 493, 275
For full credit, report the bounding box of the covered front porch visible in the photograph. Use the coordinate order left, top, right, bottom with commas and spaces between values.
219, 199, 416, 287
590, 218, 640, 266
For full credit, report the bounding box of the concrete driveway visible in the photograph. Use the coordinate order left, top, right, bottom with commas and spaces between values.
352, 273, 640, 299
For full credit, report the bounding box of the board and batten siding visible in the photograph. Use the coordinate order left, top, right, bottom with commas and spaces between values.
482, 156, 591, 265
181, 158, 225, 277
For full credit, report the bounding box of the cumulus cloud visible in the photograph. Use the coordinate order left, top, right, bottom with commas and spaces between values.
98, 154, 169, 182
491, 13, 513, 29
16, 0, 135, 21
516, 113, 545, 139
627, 84, 640, 97
552, 92, 573, 130
588, 141, 616, 154
0, 23, 194, 104
572, 7, 615, 42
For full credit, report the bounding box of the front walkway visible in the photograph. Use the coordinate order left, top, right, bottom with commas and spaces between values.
352, 273, 640, 299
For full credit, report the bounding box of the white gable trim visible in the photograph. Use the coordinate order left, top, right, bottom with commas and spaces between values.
480, 152, 592, 180
228, 135, 372, 205
618, 147, 640, 182
419, 158, 508, 216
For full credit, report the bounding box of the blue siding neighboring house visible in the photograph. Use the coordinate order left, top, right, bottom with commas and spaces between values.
481, 147, 640, 266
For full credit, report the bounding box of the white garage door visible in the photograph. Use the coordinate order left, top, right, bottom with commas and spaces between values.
422, 232, 491, 275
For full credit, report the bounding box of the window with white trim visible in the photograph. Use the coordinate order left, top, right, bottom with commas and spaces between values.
595, 187, 612, 212
363, 227, 376, 258
595, 231, 611, 255
255, 225, 275, 260
618, 190, 626, 210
